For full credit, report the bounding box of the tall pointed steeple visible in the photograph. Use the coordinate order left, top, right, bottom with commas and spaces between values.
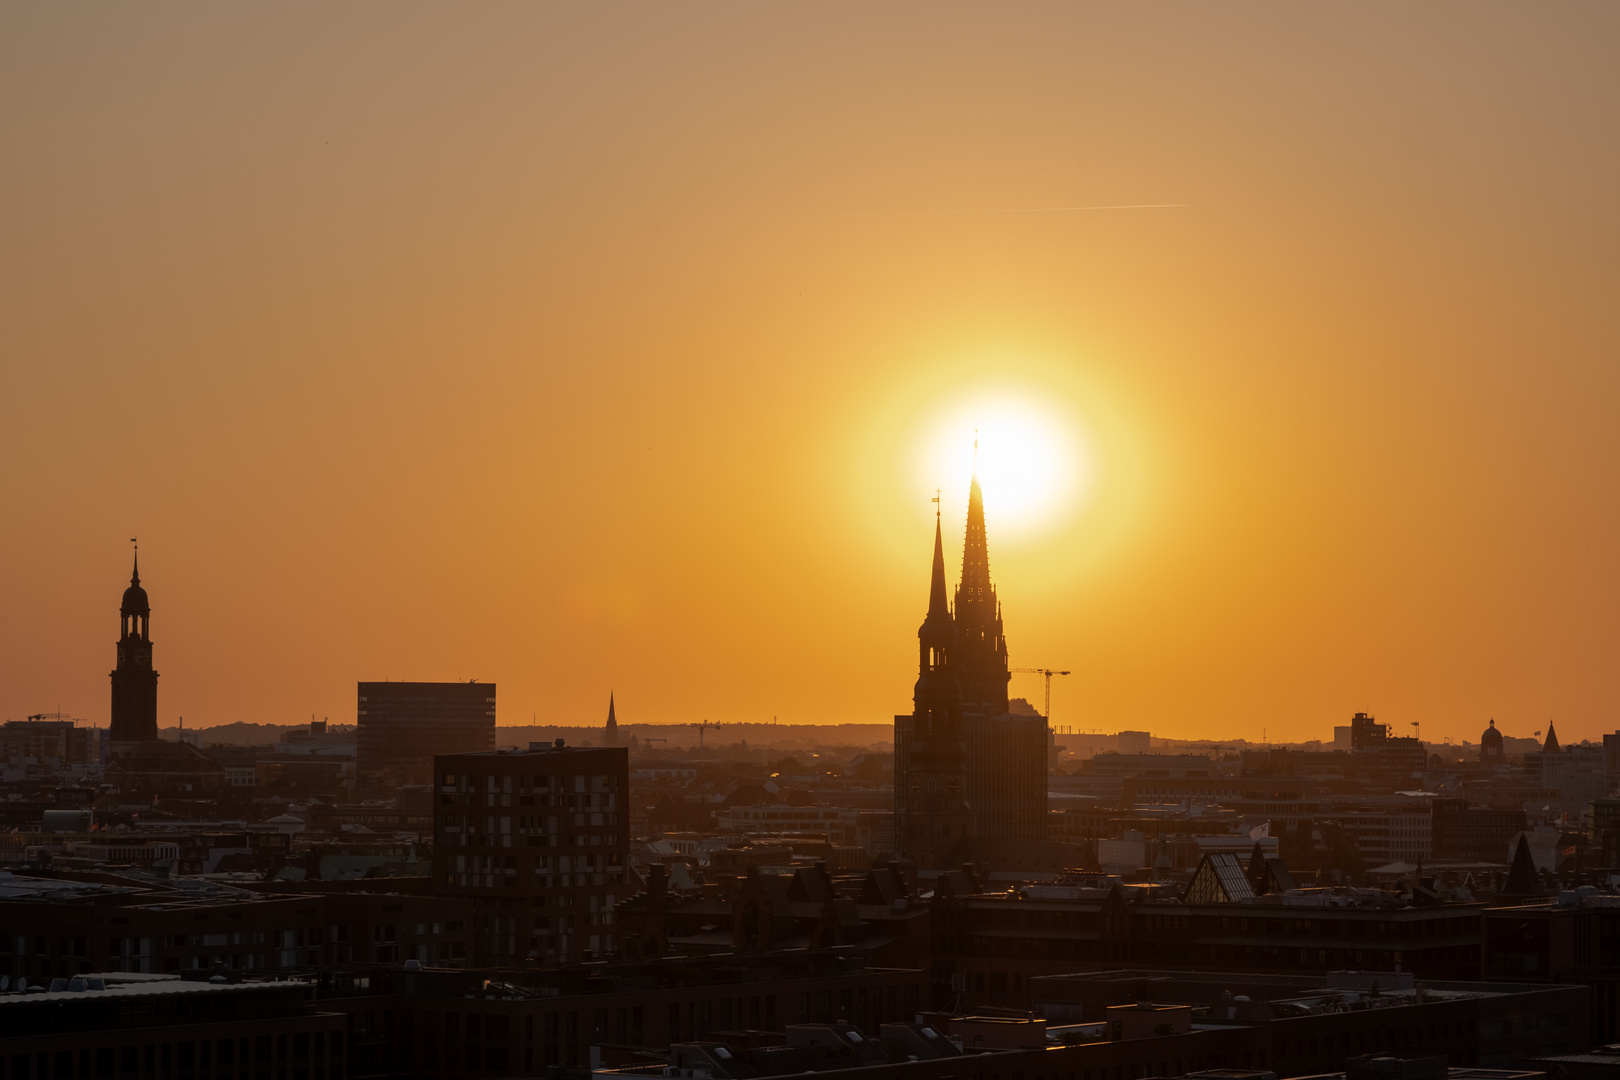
605, 693, 619, 747
959, 473, 992, 606
953, 467, 1010, 713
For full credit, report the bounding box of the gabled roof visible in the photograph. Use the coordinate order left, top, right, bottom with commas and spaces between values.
1246, 843, 1297, 894
1184, 853, 1257, 904
859, 867, 906, 905
1499, 833, 1543, 901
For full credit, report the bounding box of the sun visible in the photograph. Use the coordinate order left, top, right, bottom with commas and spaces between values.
911, 389, 1092, 539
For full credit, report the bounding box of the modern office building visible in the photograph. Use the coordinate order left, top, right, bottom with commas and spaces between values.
963, 711, 1049, 841
895, 475, 1048, 868
1431, 797, 1527, 862
433, 741, 629, 966
356, 681, 495, 791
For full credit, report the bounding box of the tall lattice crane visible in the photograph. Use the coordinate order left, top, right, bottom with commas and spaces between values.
691, 719, 723, 749
1010, 667, 1071, 721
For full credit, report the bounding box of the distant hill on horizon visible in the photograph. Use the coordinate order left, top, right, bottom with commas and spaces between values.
160, 719, 895, 751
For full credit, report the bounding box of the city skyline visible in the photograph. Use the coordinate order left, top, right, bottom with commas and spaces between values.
1, 471, 1607, 751
4, 5, 1617, 744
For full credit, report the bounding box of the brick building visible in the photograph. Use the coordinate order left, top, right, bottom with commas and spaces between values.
0, 877, 473, 981
319, 948, 924, 1078
931, 881, 1483, 1011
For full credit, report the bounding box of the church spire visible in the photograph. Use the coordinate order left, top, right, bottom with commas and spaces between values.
928, 512, 950, 622
953, 466, 1010, 713
958, 472, 992, 605
917, 508, 954, 677
605, 693, 619, 747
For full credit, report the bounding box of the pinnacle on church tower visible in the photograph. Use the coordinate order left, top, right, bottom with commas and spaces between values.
604, 693, 619, 746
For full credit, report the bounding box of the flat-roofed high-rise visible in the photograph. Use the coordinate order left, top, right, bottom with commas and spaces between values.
356, 681, 495, 791
435, 741, 629, 966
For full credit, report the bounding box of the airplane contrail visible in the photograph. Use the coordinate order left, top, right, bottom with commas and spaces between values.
557, 203, 1189, 227
814, 203, 1190, 219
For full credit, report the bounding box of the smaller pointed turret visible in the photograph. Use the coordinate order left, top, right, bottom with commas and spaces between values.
1543, 722, 1561, 755
921, 515, 952, 647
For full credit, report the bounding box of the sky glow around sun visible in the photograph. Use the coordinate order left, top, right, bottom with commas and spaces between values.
911, 389, 1093, 540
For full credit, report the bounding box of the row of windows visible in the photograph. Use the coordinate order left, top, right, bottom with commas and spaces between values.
441, 774, 619, 794
0, 1030, 344, 1080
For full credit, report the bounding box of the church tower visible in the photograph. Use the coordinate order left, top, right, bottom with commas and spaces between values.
604, 693, 619, 747
894, 511, 975, 868
110, 552, 159, 745
952, 471, 1010, 714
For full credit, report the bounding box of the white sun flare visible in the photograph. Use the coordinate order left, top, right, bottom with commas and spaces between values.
911, 390, 1091, 539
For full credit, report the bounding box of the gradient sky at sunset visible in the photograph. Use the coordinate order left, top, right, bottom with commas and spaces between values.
3, 3, 1617, 745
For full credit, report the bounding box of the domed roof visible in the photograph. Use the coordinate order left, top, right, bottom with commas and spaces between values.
120, 555, 149, 615
121, 582, 149, 614
1481, 718, 1503, 746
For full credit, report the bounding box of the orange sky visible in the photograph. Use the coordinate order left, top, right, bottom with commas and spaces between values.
3, 4, 1617, 745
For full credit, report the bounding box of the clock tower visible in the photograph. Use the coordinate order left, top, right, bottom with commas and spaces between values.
110, 552, 159, 745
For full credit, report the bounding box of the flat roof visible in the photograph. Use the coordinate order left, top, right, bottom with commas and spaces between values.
0, 979, 309, 1007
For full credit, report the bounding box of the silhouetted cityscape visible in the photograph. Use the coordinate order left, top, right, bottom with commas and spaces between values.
3, 478, 1619, 1080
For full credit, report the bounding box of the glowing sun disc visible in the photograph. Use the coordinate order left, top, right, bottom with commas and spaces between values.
912, 391, 1091, 538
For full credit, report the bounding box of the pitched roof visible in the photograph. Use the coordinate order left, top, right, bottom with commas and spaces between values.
1499, 833, 1543, 901
1184, 853, 1257, 904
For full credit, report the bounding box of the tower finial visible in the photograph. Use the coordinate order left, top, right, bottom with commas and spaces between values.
931, 488, 941, 521
130, 537, 140, 585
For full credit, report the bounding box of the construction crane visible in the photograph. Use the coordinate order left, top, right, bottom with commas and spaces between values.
691, 719, 723, 749
1010, 668, 1071, 722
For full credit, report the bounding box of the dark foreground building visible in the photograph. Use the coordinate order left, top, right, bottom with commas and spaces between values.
1484, 893, 1620, 1044
434, 741, 629, 965
931, 861, 1484, 1012
319, 948, 924, 1077
0, 975, 347, 1080
356, 681, 495, 791
0, 875, 473, 981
